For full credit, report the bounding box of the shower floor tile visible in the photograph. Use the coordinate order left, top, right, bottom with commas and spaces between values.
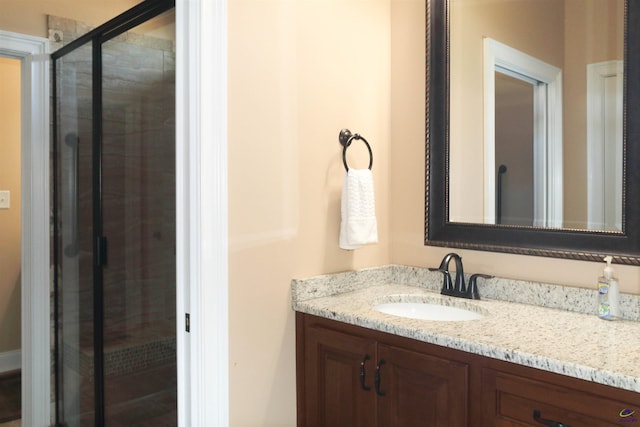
105, 362, 177, 426
68, 362, 177, 426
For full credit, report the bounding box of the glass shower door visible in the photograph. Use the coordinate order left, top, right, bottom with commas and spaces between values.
55, 40, 96, 427
100, 10, 176, 425
54, 2, 176, 426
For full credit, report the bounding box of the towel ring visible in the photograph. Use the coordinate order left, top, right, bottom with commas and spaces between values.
339, 129, 373, 172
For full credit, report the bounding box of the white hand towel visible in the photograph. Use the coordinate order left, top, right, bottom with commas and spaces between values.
339, 169, 378, 250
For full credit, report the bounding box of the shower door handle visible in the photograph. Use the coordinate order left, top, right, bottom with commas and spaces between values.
496, 164, 507, 224
64, 133, 79, 257
96, 236, 108, 267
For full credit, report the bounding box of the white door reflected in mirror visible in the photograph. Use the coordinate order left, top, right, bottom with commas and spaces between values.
483, 38, 563, 227
587, 60, 623, 231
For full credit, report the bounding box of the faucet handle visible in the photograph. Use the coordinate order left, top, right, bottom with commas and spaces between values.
429, 268, 454, 294
467, 274, 493, 300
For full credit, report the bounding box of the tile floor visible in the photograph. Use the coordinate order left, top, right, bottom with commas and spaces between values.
0, 371, 20, 426
61, 362, 177, 426
0, 362, 175, 427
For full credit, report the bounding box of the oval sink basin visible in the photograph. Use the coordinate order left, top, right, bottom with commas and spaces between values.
373, 302, 483, 321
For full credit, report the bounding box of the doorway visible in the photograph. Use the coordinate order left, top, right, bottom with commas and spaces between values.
483, 37, 564, 227
52, 1, 176, 425
0, 56, 22, 426
0, 29, 50, 427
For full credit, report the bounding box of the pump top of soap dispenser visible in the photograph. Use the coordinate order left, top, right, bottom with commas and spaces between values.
603, 255, 614, 279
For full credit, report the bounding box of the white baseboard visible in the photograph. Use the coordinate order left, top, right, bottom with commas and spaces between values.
0, 350, 21, 373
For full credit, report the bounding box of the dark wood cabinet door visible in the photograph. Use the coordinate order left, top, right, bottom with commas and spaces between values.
377, 344, 469, 427
482, 367, 640, 427
303, 323, 377, 427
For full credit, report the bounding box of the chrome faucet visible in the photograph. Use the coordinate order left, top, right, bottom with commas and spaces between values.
429, 253, 492, 300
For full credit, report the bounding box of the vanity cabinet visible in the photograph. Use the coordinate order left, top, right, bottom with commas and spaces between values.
297, 313, 469, 427
296, 313, 640, 427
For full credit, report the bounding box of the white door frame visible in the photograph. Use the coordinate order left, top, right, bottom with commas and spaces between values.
176, 0, 229, 425
483, 38, 563, 227
0, 30, 50, 427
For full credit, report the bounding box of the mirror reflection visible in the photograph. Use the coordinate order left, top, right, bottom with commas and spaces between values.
448, 0, 624, 231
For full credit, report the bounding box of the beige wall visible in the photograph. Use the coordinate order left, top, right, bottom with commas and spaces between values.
0, 57, 22, 354
228, 0, 391, 424
2, 1, 640, 426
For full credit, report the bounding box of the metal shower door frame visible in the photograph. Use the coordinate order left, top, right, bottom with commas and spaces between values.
51, 1, 175, 425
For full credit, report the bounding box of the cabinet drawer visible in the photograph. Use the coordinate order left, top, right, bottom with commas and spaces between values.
482, 368, 640, 426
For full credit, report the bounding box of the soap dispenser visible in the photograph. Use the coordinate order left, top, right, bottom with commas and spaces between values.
597, 256, 620, 320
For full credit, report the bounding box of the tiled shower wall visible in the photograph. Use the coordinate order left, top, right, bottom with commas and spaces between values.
51, 14, 176, 375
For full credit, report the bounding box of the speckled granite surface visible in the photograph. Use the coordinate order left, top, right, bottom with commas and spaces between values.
291, 265, 640, 393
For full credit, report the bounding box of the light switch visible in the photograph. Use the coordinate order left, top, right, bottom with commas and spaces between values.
0, 191, 10, 209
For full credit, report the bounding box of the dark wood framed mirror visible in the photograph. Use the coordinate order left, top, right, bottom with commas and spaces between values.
425, 0, 640, 264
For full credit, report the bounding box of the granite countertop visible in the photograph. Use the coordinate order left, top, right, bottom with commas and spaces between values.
291, 265, 640, 394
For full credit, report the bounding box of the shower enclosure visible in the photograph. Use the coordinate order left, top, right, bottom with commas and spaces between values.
52, 1, 176, 425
